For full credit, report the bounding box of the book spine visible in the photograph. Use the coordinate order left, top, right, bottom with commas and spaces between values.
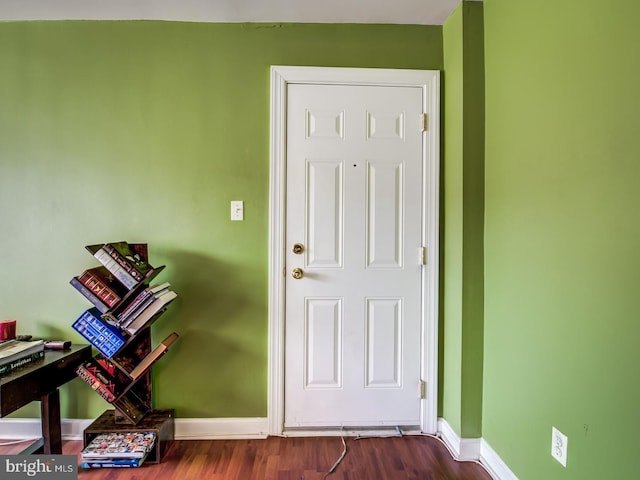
125, 308, 166, 335
120, 294, 159, 330
78, 271, 121, 308
0, 350, 44, 376
81, 461, 141, 469
116, 289, 153, 325
93, 248, 138, 290
76, 364, 117, 403
70, 278, 110, 314
72, 309, 126, 359
102, 243, 145, 282
124, 291, 176, 335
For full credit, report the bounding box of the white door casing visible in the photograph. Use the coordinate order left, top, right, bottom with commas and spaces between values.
268, 66, 440, 434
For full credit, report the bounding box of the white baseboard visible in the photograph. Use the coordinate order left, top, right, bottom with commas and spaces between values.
175, 418, 268, 439
0, 417, 269, 441
0, 418, 42, 441
480, 438, 519, 480
437, 417, 518, 480
437, 417, 482, 461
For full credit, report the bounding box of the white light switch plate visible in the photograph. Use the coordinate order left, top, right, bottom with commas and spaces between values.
231, 200, 244, 221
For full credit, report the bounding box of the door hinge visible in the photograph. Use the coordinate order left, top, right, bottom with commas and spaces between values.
421, 113, 428, 132
419, 246, 427, 265
419, 380, 427, 399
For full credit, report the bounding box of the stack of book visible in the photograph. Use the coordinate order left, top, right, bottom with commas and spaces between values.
0, 339, 45, 377
80, 431, 157, 468
104, 282, 177, 335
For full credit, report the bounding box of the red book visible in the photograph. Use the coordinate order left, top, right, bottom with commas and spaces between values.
76, 356, 132, 402
77, 266, 127, 308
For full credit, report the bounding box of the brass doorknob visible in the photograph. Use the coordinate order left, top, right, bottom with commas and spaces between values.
292, 268, 303, 279
292, 243, 304, 255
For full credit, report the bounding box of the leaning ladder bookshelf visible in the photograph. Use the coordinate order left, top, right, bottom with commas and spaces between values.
70, 242, 178, 463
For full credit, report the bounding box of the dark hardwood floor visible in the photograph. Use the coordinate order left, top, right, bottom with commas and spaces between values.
0, 435, 493, 479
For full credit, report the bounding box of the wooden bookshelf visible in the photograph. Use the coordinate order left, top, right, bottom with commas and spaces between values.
70, 242, 179, 465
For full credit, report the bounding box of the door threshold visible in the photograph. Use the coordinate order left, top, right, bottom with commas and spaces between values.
280, 425, 423, 438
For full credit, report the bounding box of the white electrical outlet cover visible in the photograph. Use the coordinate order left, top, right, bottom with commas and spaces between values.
551, 427, 568, 467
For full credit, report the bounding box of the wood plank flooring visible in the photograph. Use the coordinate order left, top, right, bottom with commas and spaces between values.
0, 435, 494, 480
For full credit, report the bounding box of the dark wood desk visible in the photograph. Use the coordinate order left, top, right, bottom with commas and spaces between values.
0, 344, 92, 454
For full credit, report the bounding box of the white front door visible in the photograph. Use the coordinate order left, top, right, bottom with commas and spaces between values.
284, 83, 425, 428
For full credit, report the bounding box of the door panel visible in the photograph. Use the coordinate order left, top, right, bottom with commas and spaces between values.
367, 161, 403, 268
307, 160, 343, 267
365, 297, 402, 387
305, 298, 342, 388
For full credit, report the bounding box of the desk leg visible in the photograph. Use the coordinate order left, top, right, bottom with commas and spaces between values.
40, 389, 62, 454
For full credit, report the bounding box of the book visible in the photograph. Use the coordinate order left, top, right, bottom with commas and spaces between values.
72, 308, 127, 358
119, 283, 171, 329
69, 277, 111, 314
0, 340, 45, 366
81, 431, 156, 460
86, 242, 166, 290
0, 350, 45, 376
76, 363, 117, 403
91, 247, 139, 290
76, 356, 132, 403
78, 266, 127, 306
129, 332, 179, 380
103, 242, 153, 280
118, 295, 156, 329
81, 457, 146, 468
125, 290, 177, 335
100, 284, 153, 326
114, 286, 159, 324
73, 266, 128, 310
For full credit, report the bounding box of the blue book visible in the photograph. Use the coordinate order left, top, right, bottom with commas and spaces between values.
72, 308, 127, 358
81, 458, 143, 468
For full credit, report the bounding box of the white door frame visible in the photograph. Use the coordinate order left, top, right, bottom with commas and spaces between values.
268, 65, 440, 435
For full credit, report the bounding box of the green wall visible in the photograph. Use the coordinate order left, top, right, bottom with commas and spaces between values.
0, 21, 442, 419
442, 1, 485, 439
442, 5, 464, 433
483, 0, 640, 478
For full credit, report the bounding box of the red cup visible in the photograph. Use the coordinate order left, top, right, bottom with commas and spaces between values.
0, 320, 16, 341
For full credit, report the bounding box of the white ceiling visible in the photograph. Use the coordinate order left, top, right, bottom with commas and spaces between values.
0, 0, 466, 25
